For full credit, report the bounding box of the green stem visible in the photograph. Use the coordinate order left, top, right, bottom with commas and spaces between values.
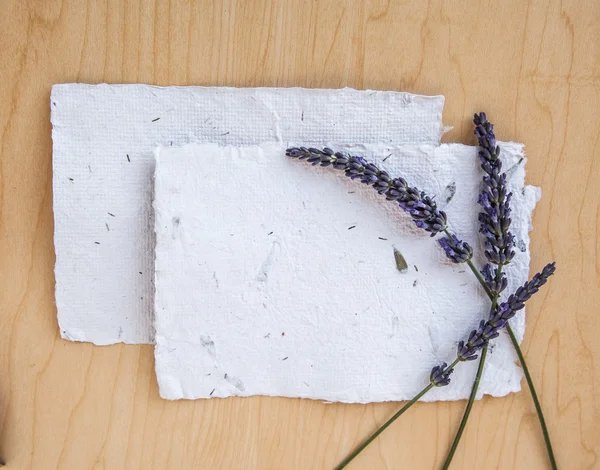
465, 259, 494, 299
442, 265, 502, 469
335, 357, 462, 470
442, 346, 488, 469
506, 324, 557, 470
334, 384, 434, 470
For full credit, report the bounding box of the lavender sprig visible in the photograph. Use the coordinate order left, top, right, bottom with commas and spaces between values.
430, 362, 454, 386
432, 262, 555, 380
288, 138, 557, 469
474, 112, 514, 294
336, 264, 556, 469
443, 113, 519, 469
286, 147, 478, 269
455, 262, 555, 364
286, 147, 449, 237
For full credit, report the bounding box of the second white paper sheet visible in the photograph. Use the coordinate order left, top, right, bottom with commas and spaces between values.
154, 142, 540, 402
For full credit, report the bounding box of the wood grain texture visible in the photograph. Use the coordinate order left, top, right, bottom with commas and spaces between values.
0, 0, 599, 468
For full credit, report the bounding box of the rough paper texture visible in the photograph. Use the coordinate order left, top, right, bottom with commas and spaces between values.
51, 84, 445, 345
153, 142, 539, 402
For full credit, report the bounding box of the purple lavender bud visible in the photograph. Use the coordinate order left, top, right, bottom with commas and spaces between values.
477, 192, 493, 210
286, 147, 448, 236
474, 112, 498, 158
479, 320, 500, 341
430, 362, 454, 387
481, 264, 508, 295
457, 340, 480, 361
488, 303, 515, 326
438, 234, 473, 264
286, 147, 306, 158
457, 323, 491, 363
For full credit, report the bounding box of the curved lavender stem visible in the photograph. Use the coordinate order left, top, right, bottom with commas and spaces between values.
465, 259, 494, 298
506, 325, 557, 469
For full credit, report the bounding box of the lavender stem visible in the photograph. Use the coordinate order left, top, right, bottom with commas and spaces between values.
333, 383, 435, 470
506, 324, 558, 469
466, 260, 494, 298
335, 357, 462, 470
444, 223, 494, 299
334, 259, 553, 469
441, 346, 488, 470
442, 262, 501, 469
334, 261, 554, 468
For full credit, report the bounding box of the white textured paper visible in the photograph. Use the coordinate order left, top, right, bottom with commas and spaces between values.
153, 142, 539, 402
51, 84, 445, 345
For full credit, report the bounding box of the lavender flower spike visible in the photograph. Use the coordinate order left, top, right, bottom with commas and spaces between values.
457, 262, 556, 363
429, 262, 555, 384
286, 147, 448, 236
430, 362, 453, 387
438, 234, 473, 264
474, 112, 514, 294
481, 263, 508, 296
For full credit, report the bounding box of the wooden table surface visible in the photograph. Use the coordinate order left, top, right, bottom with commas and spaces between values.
1, 1, 599, 469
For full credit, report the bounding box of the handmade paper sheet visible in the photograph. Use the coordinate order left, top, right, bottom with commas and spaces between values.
51, 84, 445, 345
153, 142, 539, 402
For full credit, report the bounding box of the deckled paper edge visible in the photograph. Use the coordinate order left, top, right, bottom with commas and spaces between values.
152, 142, 542, 403
51, 84, 446, 147
51, 84, 446, 345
